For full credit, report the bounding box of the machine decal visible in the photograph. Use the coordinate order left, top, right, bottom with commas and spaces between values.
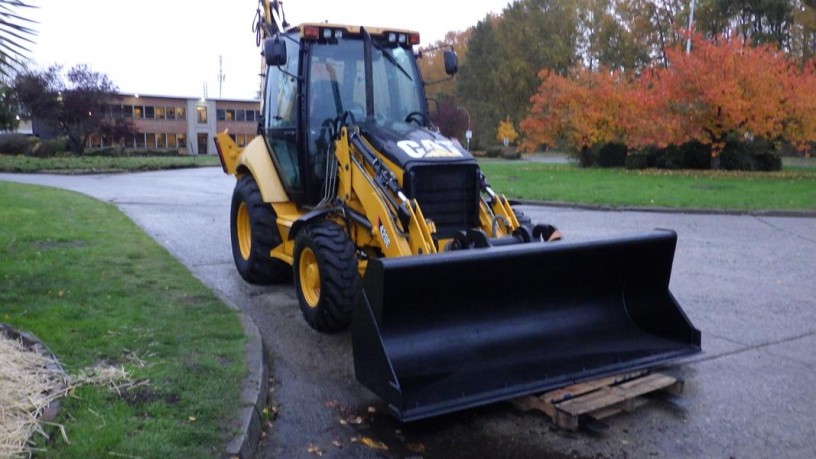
397, 139, 463, 159
378, 218, 391, 248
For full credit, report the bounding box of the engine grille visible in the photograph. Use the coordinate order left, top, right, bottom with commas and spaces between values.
405, 164, 480, 238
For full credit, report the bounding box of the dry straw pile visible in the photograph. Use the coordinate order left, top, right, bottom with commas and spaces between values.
0, 329, 131, 457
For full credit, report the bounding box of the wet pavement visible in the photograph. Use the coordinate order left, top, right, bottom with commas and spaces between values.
2, 168, 815, 459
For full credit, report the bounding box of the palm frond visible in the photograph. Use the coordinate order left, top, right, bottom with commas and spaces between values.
0, 0, 38, 78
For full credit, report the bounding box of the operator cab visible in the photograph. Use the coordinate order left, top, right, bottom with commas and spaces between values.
261, 24, 459, 207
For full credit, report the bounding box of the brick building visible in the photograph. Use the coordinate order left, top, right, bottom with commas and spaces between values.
89, 93, 261, 155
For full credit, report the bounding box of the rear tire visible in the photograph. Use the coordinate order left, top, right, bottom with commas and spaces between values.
293, 220, 360, 332
230, 174, 292, 284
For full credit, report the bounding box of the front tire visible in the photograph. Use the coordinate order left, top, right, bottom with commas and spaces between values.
230, 174, 292, 284
293, 220, 360, 332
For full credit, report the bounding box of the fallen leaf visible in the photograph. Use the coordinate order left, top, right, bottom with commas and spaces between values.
307, 444, 323, 456
359, 437, 388, 451
407, 442, 426, 454
188, 416, 196, 422
324, 400, 340, 409
332, 440, 343, 448
367, 406, 377, 413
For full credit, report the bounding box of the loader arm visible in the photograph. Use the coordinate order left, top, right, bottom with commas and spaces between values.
333, 125, 436, 258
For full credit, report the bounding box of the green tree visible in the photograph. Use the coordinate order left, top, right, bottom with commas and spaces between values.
457, 14, 503, 147
0, 0, 36, 77
0, 79, 19, 131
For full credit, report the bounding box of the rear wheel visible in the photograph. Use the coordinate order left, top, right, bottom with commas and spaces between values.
293, 220, 360, 332
230, 174, 292, 284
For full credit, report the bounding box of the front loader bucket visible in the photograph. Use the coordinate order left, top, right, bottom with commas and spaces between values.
352, 230, 701, 422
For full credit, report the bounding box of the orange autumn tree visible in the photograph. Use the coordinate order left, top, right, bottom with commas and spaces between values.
522, 34, 816, 162
520, 67, 641, 153
654, 35, 792, 156
784, 59, 816, 151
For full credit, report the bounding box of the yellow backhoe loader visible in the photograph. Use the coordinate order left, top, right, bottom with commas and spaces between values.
215, 0, 701, 422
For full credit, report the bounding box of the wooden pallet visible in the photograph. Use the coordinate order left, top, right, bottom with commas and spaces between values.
511, 371, 684, 432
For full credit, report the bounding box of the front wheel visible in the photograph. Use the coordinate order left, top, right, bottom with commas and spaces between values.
293, 220, 360, 332
230, 174, 292, 284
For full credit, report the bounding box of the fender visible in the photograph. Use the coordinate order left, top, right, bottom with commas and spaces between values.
235, 136, 289, 203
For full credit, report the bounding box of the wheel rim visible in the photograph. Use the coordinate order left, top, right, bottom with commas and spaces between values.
299, 247, 320, 308
236, 202, 251, 260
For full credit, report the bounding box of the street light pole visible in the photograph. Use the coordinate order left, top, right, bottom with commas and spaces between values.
460, 106, 472, 151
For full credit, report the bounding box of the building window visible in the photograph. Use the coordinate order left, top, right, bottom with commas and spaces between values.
166, 106, 175, 120
133, 105, 144, 119
135, 133, 146, 148
197, 106, 207, 124
177, 133, 187, 148
225, 109, 235, 121
176, 107, 186, 119
145, 133, 156, 149
156, 133, 167, 149
167, 133, 177, 148
236, 110, 246, 122
246, 110, 255, 122
155, 106, 165, 119
122, 105, 133, 118
145, 106, 155, 119
237, 134, 250, 147
217, 109, 226, 121
90, 134, 102, 148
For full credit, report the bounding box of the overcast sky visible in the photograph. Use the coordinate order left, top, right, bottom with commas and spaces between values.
26, 0, 511, 100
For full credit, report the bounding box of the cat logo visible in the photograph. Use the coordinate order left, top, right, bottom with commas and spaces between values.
397, 139, 463, 159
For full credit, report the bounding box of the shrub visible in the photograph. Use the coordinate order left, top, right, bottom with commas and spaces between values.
681, 141, 712, 169
719, 138, 781, 171
27, 138, 69, 157
486, 146, 503, 158
0, 134, 37, 155
595, 143, 627, 168
753, 149, 782, 171
577, 146, 593, 168
625, 153, 648, 170
501, 147, 522, 160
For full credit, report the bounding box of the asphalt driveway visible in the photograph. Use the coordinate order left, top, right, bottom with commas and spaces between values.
2, 168, 815, 458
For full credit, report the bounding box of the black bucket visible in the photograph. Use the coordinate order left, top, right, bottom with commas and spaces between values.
352, 229, 701, 422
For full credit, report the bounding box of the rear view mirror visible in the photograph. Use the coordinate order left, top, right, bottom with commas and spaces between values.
443, 50, 458, 76
264, 35, 287, 66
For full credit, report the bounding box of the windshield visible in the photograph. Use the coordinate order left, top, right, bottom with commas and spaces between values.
308, 38, 423, 127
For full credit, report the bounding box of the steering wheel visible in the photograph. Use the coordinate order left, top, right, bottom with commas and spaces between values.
405, 111, 429, 127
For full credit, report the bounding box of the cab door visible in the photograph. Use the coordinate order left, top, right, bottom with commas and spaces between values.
262, 35, 305, 203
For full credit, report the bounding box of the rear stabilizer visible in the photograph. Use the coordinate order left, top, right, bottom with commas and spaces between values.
352, 230, 701, 421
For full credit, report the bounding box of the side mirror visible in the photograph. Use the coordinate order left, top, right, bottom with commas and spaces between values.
443, 50, 458, 76
263, 36, 287, 66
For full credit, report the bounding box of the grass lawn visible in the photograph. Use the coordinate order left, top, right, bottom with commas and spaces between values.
0, 154, 221, 174
0, 181, 246, 458
478, 159, 816, 212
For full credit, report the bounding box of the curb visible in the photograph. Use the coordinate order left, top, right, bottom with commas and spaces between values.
512, 199, 816, 219
213, 292, 269, 459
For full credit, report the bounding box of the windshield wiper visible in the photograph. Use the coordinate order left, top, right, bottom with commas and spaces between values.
372, 42, 413, 81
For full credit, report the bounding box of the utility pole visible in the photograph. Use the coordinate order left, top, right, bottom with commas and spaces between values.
218, 55, 226, 98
